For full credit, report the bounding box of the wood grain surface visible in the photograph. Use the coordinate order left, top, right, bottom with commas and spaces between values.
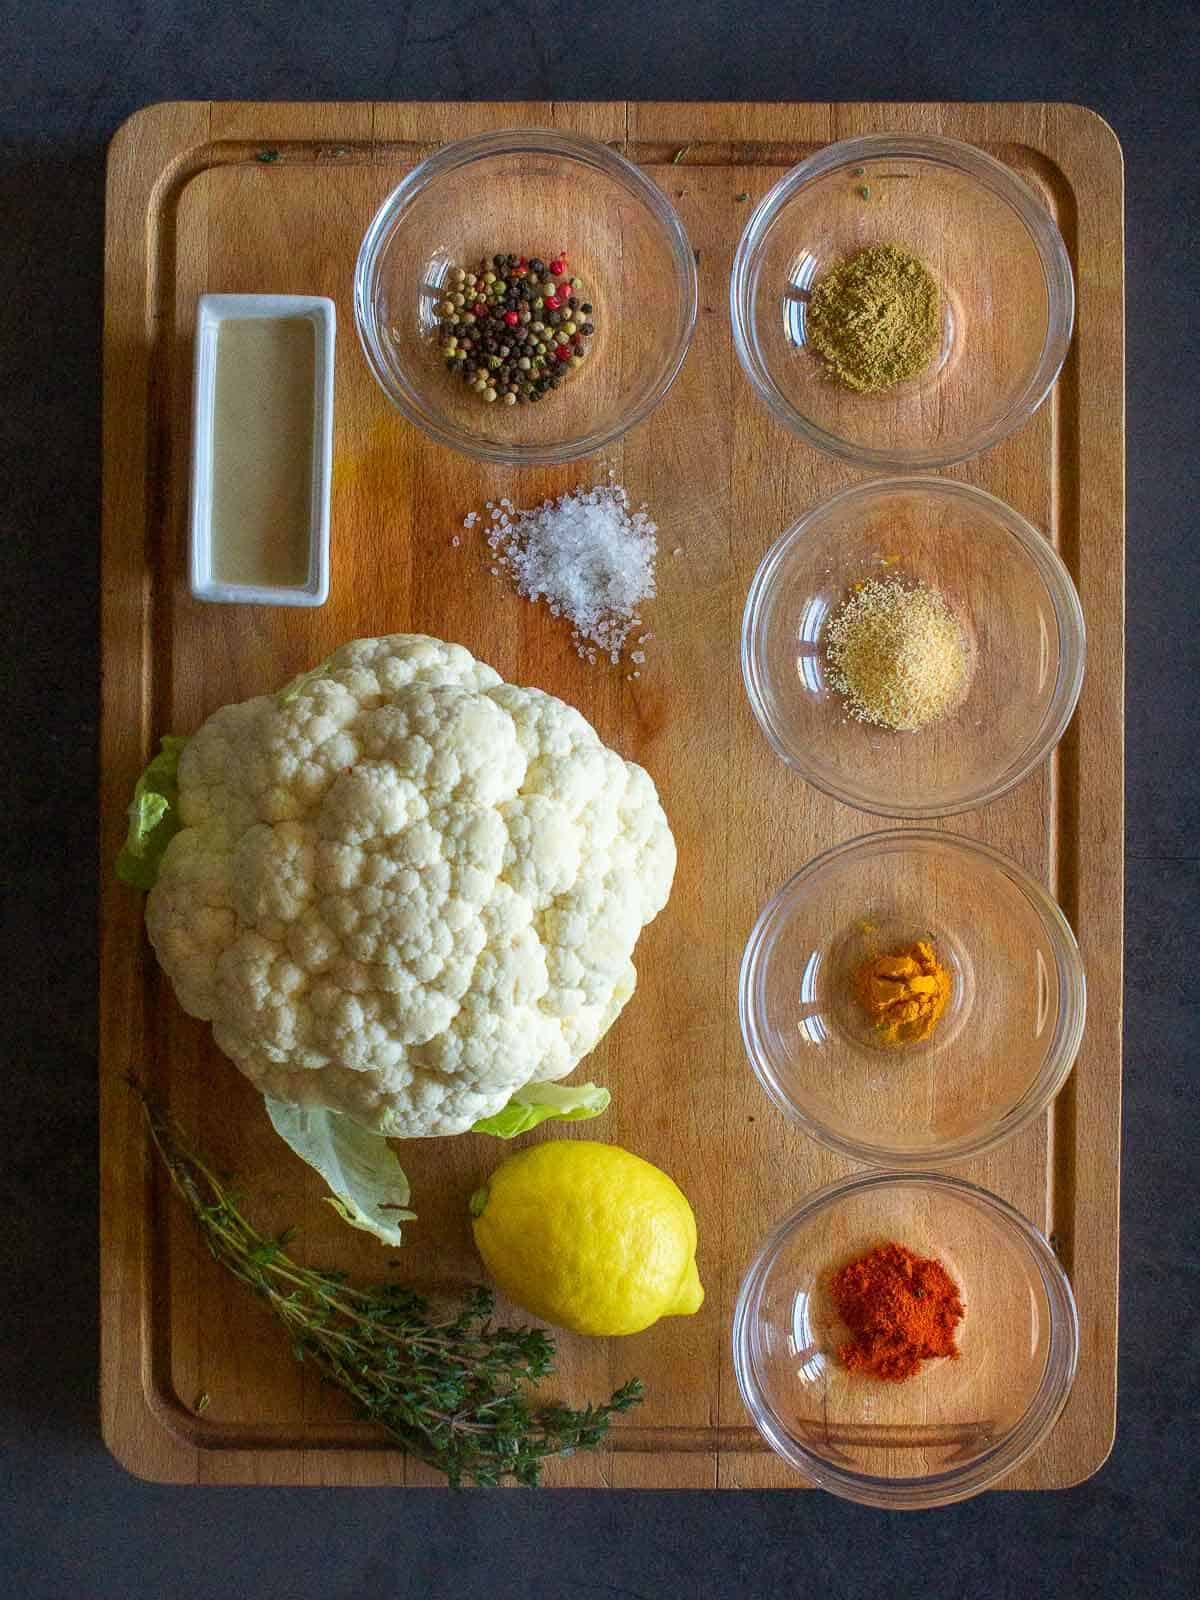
99, 100, 1124, 1489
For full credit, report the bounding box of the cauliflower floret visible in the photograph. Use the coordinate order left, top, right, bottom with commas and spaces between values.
145, 635, 676, 1137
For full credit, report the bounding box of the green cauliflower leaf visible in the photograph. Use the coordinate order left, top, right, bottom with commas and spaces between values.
471, 1080, 611, 1138
115, 735, 188, 891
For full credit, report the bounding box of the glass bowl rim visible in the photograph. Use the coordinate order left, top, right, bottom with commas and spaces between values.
739, 474, 1087, 819
353, 126, 699, 466
737, 827, 1088, 1168
731, 1168, 1081, 1508
729, 132, 1076, 471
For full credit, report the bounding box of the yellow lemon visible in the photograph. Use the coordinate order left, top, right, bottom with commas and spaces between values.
470, 1140, 704, 1337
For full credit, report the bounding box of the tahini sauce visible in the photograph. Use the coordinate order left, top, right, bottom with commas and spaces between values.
210, 316, 315, 587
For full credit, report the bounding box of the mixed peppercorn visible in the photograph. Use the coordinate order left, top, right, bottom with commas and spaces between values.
432, 252, 596, 405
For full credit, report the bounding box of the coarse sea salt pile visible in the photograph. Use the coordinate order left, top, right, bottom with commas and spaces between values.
467, 484, 658, 665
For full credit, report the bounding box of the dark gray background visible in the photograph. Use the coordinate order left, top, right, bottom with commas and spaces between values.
3, 1, 1196, 1595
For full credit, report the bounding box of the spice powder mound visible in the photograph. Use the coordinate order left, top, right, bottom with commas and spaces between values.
823, 576, 969, 732
805, 242, 940, 394
853, 938, 952, 1046
831, 1241, 964, 1383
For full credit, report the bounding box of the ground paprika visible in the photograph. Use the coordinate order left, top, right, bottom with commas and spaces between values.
830, 1241, 964, 1382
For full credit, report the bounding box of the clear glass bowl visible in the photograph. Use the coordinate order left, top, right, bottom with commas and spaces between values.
730, 134, 1074, 470
741, 477, 1085, 818
354, 129, 698, 465
738, 830, 1086, 1166
733, 1171, 1079, 1507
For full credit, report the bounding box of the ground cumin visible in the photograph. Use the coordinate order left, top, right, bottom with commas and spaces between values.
831, 1242, 964, 1382
806, 243, 940, 393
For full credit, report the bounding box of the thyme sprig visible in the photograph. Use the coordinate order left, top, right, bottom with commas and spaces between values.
140, 1095, 643, 1486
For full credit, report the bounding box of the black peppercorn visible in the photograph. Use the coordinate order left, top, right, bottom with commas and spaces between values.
567, 296, 578, 309
580, 322, 594, 336
580, 303, 592, 315
530, 258, 545, 273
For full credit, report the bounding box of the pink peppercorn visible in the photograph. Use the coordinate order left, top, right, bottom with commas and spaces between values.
504, 310, 519, 326
555, 344, 571, 361
544, 295, 561, 310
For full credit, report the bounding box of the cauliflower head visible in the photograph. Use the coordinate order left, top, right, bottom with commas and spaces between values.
146, 635, 675, 1137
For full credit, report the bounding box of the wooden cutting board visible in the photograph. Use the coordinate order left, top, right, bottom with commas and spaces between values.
99, 100, 1124, 1488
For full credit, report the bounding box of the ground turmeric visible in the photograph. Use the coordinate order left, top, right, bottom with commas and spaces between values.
853, 938, 951, 1046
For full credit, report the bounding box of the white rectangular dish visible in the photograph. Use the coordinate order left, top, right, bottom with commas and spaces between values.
188, 293, 334, 606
